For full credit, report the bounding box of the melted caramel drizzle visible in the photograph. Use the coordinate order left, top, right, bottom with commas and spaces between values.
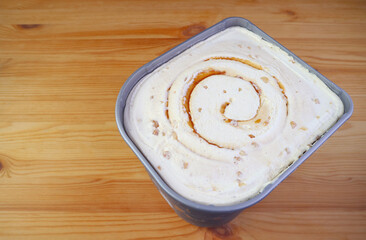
249, 81, 261, 95
220, 102, 230, 114
165, 86, 171, 120
220, 102, 233, 123
185, 70, 263, 129
272, 75, 288, 115
181, 68, 264, 150
205, 56, 263, 70
204, 56, 265, 124
183, 69, 226, 148
165, 103, 169, 120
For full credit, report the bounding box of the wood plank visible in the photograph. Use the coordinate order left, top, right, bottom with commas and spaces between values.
0, 0, 365, 239
0, 211, 365, 240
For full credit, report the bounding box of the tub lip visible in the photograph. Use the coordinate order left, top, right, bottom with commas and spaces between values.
115, 17, 354, 213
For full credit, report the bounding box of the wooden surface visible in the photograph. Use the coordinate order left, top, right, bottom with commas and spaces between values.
0, 0, 365, 239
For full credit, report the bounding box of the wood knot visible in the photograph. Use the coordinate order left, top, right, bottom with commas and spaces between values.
182, 23, 206, 37
284, 9, 296, 16
16, 24, 42, 29
281, 9, 298, 20
209, 224, 233, 238
0, 154, 14, 178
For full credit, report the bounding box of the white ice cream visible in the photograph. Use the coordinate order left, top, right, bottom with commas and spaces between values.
124, 27, 344, 206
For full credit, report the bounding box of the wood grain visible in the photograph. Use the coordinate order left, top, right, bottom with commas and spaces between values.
0, 0, 365, 239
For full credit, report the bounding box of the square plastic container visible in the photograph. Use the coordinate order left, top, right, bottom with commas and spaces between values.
115, 17, 353, 227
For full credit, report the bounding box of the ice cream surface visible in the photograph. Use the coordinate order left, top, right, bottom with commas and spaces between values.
124, 26, 344, 206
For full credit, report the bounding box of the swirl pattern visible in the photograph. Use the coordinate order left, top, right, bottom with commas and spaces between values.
125, 27, 344, 205
168, 57, 288, 157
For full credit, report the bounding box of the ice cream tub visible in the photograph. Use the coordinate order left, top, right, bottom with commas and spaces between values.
115, 17, 353, 227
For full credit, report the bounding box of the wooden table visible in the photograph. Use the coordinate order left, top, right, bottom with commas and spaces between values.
1, 0, 365, 239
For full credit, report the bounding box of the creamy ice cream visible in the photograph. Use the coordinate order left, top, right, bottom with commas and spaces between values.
124, 26, 344, 206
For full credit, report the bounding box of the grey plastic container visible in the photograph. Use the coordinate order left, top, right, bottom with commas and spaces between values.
115, 17, 353, 227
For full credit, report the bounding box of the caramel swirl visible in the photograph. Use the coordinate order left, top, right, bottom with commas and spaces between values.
167, 57, 287, 150
183, 69, 226, 131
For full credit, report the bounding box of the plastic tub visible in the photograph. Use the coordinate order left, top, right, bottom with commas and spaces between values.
115, 17, 353, 227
